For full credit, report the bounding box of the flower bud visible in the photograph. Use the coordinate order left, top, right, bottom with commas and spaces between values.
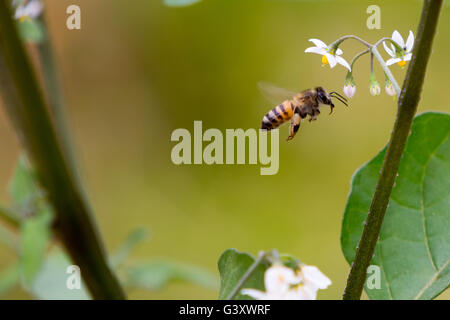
385, 83, 396, 96
370, 82, 381, 96
343, 84, 356, 98
369, 72, 380, 96
343, 72, 356, 98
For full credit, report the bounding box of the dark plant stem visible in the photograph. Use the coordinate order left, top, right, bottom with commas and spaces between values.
0, 2, 125, 299
343, 0, 443, 300
37, 15, 78, 177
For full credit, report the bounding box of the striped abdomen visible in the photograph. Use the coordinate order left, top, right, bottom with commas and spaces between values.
261, 100, 294, 130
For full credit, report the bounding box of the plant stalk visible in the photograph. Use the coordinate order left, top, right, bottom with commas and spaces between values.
0, 2, 125, 299
343, 0, 443, 300
226, 251, 267, 300
372, 46, 401, 97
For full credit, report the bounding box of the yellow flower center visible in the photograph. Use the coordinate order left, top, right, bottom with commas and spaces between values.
397, 60, 407, 68
321, 55, 329, 65
19, 16, 31, 22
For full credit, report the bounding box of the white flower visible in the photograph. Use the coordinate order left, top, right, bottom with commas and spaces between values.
241, 264, 299, 300
383, 30, 414, 67
385, 83, 396, 96
343, 84, 356, 98
242, 263, 331, 300
297, 265, 332, 299
14, 0, 44, 21
305, 39, 351, 71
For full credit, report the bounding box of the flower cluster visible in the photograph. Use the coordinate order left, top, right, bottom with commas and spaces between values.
305, 30, 415, 99
242, 263, 331, 300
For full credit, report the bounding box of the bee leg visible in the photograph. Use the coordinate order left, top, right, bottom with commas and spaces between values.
287, 112, 301, 141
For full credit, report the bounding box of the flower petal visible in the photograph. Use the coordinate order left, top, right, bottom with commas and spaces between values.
386, 57, 401, 66
305, 47, 327, 55
241, 289, 267, 300
406, 30, 414, 52
383, 41, 395, 57
336, 56, 351, 71
285, 285, 316, 300
325, 53, 337, 68
392, 30, 405, 47
335, 48, 343, 56
403, 53, 412, 61
300, 265, 332, 290
308, 38, 328, 48
264, 265, 299, 294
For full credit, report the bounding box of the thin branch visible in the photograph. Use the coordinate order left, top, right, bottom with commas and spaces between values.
343, 0, 444, 300
350, 49, 370, 70
330, 35, 372, 50
0, 2, 125, 299
226, 251, 267, 300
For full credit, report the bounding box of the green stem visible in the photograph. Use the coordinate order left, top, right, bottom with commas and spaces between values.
372, 46, 401, 97
0, 2, 125, 299
343, 0, 443, 300
226, 251, 267, 300
330, 34, 372, 50
37, 15, 78, 177
349, 49, 369, 71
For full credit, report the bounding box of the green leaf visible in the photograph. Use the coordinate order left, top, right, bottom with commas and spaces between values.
110, 228, 149, 268
218, 248, 269, 300
163, 0, 202, 7
0, 262, 20, 297
341, 112, 450, 300
124, 260, 218, 291
19, 208, 52, 287
29, 249, 90, 300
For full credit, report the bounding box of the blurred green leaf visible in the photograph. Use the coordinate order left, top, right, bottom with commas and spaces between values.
218, 248, 268, 300
9, 155, 40, 214
124, 260, 218, 291
29, 250, 90, 300
8, 155, 54, 287
341, 112, 450, 300
163, 0, 202, 7
19, 208, 52, 287
0, 262, 20, 297
17, 19, 45, 43
110, 228, 149, 268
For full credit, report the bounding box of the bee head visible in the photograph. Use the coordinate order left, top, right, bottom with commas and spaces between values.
316, 87, 333, 105
317, 87, 348, 107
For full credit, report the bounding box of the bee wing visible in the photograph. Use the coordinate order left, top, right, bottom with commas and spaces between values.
258, 82, 297, 105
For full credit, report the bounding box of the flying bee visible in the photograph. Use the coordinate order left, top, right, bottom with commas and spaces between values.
259, 82, 348, 141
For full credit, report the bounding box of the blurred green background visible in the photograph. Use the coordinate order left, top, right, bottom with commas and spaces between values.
0, 0, 449, 299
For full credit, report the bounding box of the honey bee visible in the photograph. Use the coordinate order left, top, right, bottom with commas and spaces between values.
259, 82, 348, 141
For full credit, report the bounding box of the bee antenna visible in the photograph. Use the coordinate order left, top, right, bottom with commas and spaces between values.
331, 94, 348, 107
330, 91, 347, 101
